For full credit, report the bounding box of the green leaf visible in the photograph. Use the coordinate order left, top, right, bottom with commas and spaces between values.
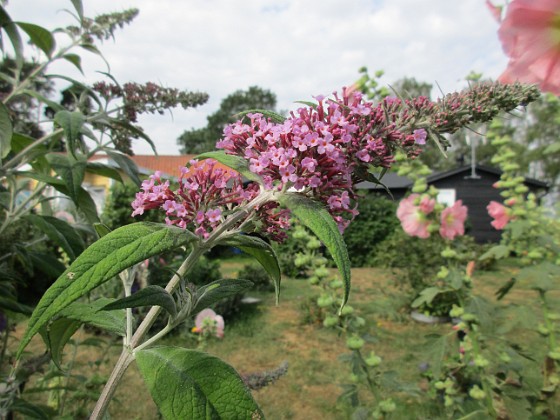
221, 234, 281, 303
233, 108, 286, 123
86, 161, 123, 183
94, 223, 111, 238
10, 132, 49, 172
194, 279, 254, 314
53, 110, 86, 154
101, 285, 177, 318
411, 287, 441, 308
280, 193, 351, 311
39, 317, 81, 369
25, 214, 85, 261
76, 187, 100, 224
196, 150, 263, 184
109, 118, 156, 154
422, 333, 453, 379
0, 295, 32, 315
9, 398, 51, 420
107, 151, 141, 186
136, 347, 264, 420
62, 53, 83, 74
46, 153, 86, 203
0, 102, 13, 159
294, 100, 318, 109
70, 0, 84, 22
479, 244, 510, 261
518, 262, 560, 292
0, 6, 23, 69
28, 252, 66, 279
16, 222, 197, 359
21, 89, 65, 112
15, 22, 55, 57
59, 298, 126, 336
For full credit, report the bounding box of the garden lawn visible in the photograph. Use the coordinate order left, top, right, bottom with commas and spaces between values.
11, 262, 559, 419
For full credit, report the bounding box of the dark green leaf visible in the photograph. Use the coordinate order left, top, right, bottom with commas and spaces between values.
79, 43, 110, 69
194, 279, 254, 314
0, 102, 12, 159
101, 285, 177, 318
28, 251, 66, 279
15, 22, 55, 57
76, 187, 100, 224
53, 110, 86, 154
107, 150, 141, 186
280, 193, 351, 311
109, 118, 156, 154
9, 398, 51, 420
0, 295, 32, 315
16, 222, 197, 359
196, 150, 263, 184
39, 317, 81, 369
46, 153, 86, 203
25, 214, 85, 261
233, 108, 286, 123
45, 74, 103, 108
59, 298, 125, 336
86, 161, 123, 183
0, 6, 23, 68
136, 347, 264, 420
10, 132, 49, 172
221, 234, 281, 303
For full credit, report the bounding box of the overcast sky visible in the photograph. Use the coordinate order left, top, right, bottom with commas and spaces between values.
7, 0, 507, 155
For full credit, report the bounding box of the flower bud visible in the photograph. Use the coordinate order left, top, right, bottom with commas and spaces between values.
469, 385, 486, 400
346, 336, 365, 350
323, 315, 339, 328
317, 295, 334, 308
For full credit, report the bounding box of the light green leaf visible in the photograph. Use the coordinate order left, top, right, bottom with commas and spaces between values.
70, 0, 84, 22
53, 110, 86, 154
294, 100, 318, 109
221, 234, 281, 303
233, 108, 286, 123
0, 102, 13, 159
280, 193, 351, 311
76, 187, 100, 224
94, 223, 111, 238
194, 279, 254, 314
196, 150, 263, 184
39, 317, 81, 369
15, 22, 55, 57
10, 132, 49, 172
136, 347, 264, 420
422, 333, 453, 379
411, 287, 441, 308
62, 53, 83, 74
16, 222, 197, 359
107, 151, 141, 186
25, 214, 85, 261
479, 244, 510, 261
101, 285, 177, 318
0, 6, 23, 69
59, 297, 126, 336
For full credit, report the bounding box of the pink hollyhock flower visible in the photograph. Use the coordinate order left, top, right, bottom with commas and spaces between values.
487, 200, 511, 230
193, 308, 224, 338
495, 0, 560, 95
439, 200, 468, 240
396, 194, 433, 238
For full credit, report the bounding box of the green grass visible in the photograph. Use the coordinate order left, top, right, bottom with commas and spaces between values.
11, 263, 560, 419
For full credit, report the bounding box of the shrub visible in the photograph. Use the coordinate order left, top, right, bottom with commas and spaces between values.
237, 263, 274, 292
343, 193, 399, 267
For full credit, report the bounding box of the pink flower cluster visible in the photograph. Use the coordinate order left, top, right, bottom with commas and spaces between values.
489, 0, 560, 95
217, 88, 427, 231
131, 159, 290, 241
397, 194, 468, 240
487, 201, 511, 230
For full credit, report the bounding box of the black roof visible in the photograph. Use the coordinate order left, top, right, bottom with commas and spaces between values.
356, 165, 549, 190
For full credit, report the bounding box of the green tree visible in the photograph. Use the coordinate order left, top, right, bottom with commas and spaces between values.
177, 86, 277, 153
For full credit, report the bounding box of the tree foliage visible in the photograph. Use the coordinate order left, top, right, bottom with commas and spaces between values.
177, 86, 277, 154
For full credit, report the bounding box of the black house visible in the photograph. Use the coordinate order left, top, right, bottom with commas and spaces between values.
356, 165, 548, 243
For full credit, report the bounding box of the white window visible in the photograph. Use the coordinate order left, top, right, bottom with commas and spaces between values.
437, 189, 456, 206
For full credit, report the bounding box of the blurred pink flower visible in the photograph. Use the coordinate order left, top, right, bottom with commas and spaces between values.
439, 200, 468, 240
495, 0, 560, 95
193, 309, 224, 338
487, 201, 511, 230
396, 194, 434, 238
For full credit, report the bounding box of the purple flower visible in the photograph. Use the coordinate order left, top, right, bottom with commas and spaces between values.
413, 129, 427, 145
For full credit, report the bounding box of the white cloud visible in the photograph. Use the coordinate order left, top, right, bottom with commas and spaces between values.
6, 0, 508, 155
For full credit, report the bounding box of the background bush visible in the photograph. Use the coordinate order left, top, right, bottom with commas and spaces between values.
343, 193, 400, 267
237, 263, 274, 292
